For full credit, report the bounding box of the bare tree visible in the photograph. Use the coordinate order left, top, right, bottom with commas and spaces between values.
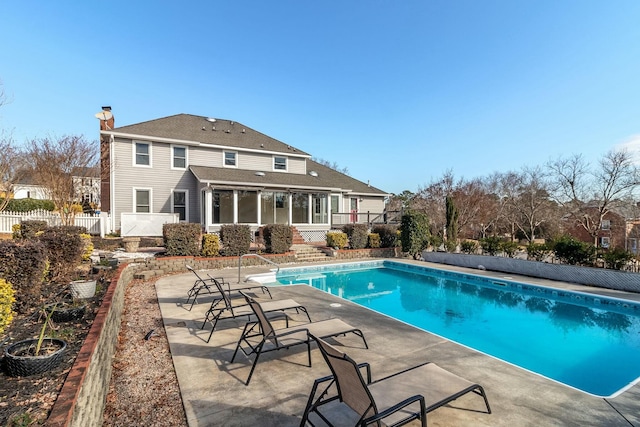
501, 167, 556, 243
547, 150, 640, 246
25, 135, 98, 225
413, 171, 456, 239
310, 157, 349, 175
0, 134, 26, 211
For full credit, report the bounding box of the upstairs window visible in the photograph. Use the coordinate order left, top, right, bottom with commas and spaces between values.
224, 151, 237, 167
601, 220, 611, 230
274, 156, 287, 171
172, 146, 187, 169
135, 142, 151, 166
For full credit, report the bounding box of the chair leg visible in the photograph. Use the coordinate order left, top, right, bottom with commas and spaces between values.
244, 340, 265, 386
188, 287, 202, 311
231, 322, 254, 363
206, 316, 221, 343
475, 385, 492, 414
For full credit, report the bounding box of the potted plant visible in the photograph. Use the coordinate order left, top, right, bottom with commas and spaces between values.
4, 304, 67, 376
70, 278, 97, 299
47, 295, 87, 323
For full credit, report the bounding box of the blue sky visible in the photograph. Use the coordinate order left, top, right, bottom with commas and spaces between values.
1, 1, 639, 195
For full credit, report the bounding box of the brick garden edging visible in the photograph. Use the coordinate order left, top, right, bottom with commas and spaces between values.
45, 249, 397, 426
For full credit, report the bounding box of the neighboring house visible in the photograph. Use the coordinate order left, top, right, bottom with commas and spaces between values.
563, 208, 626, 250
98, 109, 389, 241
13, 176, 51, 200
626, 219, 640, 254
72, 166, 100, 208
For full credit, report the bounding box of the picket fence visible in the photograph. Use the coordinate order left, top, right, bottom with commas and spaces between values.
0, 209, 109, 237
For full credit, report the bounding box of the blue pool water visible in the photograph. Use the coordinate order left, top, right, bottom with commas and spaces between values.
274, 260, 640, 397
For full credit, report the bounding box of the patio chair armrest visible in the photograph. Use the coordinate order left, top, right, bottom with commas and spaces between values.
364, 395, 425, 426
357, 362, 372, 384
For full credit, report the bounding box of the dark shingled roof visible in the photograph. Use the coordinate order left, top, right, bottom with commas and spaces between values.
111, 114, 310, 156
110, 113, 388, 195
191, 159, 387, 195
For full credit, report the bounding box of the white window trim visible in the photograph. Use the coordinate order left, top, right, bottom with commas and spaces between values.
273, 155, 287, 172
133, 187, 153, 213
223, 150, 238, 168
601, 220, 611, 230
601, 236, 610, 248
133, 141, 152, 168
171, 144, 188, 170
171, 189, 189, 221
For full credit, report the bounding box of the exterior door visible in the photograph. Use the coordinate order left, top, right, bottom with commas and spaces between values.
350, 197, 358, 223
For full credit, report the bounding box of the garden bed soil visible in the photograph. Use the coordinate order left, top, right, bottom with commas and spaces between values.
0, 275, 108, 425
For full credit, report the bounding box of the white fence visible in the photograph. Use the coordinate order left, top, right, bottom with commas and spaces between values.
0, 209, 109, 237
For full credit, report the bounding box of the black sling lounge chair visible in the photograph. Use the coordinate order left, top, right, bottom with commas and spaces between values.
231, 292, 368, 386
300, 334, 491, 427
184, 265, 272, 310
201, 275, 311, 343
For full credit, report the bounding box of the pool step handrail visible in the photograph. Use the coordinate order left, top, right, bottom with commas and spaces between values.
238, 254, 280, 283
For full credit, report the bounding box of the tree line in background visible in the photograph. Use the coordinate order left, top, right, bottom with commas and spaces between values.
388, 148, 640, 253
0, 135, 98, 224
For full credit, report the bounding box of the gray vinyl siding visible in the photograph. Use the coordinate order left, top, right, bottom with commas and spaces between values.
187, 146, 307, 176
112, 138, 200, 230
358, 197, 385, 215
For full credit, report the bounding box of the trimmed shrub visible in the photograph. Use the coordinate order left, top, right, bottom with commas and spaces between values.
201, 234, 221, 257
39, 227, 85, 284
500, 240, 519, 258
526, 242, 551, 261
480, 236, 502, 256
2, 198, 55, 212
371, 225, 398, 248
263, 224, 293, 254
460, 240, 478, 254
19, 220, 48, 240
220, 224, 251, 256
11, 224, 21, 239
80, 233, 94, 261
551, 235, 596, 266
602, 247, 635, 270
326, 232, 348, 249
367, 233, 381, 248
400, 211, 430, 256
430, 234, 443, 250
163, 223, 202, 256
342, 224, 368, 249
0, 278, 16, 335
0, 240, 47, 314
444, 239, 457, 253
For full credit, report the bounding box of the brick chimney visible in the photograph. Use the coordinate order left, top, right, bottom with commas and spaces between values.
99, 106, 115, 131
99, 106, 114, 213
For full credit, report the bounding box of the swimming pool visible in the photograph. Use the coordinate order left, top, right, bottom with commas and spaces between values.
273, 260, 640, 397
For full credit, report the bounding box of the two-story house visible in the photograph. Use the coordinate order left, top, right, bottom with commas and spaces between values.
98, 108, 389, 241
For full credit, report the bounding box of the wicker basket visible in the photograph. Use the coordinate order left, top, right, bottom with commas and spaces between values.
70, 279, 96, 299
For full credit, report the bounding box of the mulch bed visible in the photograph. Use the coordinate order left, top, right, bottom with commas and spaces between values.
0, 275, 109, 425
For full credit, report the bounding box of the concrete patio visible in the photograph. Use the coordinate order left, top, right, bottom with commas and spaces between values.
155, 259, 640, 426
